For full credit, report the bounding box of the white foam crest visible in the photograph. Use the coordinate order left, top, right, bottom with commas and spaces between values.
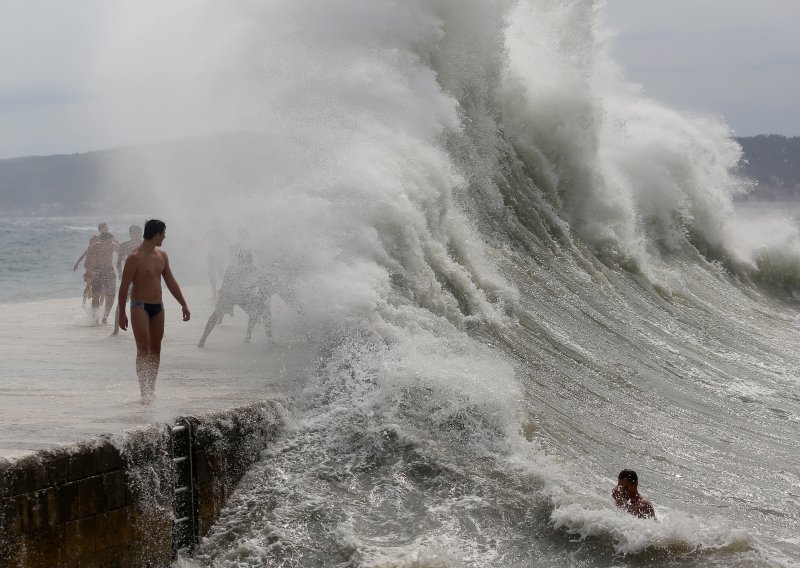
551, 503, 753, 556
311, 320, 520, 445
91, 0, 513, 340
501, 1, 749, 273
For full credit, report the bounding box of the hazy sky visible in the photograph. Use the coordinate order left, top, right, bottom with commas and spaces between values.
0, 1, 799, 159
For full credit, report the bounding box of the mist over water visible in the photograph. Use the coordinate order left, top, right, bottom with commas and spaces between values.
86, 1, 800, 566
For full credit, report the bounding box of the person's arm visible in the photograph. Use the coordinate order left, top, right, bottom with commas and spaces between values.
162, 253, 190, 321
612, 486, 625, 508
640, 499, 655, 519
73, 248, 88, 271
117, 255, 137, 331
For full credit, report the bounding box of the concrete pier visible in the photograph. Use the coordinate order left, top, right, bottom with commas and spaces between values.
0, 293, 316, 566
1, 401, 287, 567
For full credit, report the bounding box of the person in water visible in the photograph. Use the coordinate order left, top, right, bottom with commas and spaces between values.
613, 469, 655, 519
118, 219, 190, 404
112, 225, 144, 335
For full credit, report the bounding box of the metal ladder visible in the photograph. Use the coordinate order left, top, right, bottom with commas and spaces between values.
171, 419, 197, 556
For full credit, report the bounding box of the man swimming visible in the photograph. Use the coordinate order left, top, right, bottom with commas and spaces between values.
118, 219, 190, 403
612, 469, 655, 519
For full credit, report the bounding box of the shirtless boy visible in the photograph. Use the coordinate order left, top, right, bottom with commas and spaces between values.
118, 219, 190, 403
612, 469, 655, 519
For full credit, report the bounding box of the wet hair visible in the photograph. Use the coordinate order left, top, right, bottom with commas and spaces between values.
618, 470, 638, 485
143, 219, 166, 240
98, 222, 108, 233
129, 225, 142, 237
100, 232, 114, 241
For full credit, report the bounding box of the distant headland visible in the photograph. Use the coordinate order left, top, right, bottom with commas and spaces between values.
0, 133, 796, 216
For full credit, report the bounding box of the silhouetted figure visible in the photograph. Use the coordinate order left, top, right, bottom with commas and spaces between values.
198, 249, 269, 347
612, 469, 655, 519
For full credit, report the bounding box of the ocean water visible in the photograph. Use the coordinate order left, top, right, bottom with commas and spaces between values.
0, 215, 211, 304
9, 1, 800, 566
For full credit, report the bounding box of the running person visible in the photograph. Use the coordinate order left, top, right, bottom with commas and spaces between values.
118, 219, 190, 403
85, 231, 119, 324
74, 222, 114, 305
198, 249, 267, 347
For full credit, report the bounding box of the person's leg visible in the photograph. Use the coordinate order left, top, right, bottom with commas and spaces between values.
99, 272, 115, 324
198, 309, 221, 347
130, 307, 152, 401
102, 290, 115, 324
91, 285, 102, 324
145, 309, 165, 398
245, 310, 259, 343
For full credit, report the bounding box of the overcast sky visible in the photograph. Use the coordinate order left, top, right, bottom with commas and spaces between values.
1, 1, 799, 159
604, 1, 800, 138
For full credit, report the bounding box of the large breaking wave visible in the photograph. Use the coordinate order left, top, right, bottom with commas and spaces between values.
93, 1, 800, 566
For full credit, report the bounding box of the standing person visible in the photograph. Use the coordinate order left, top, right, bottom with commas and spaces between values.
112, 225, 143, 335
118, 219, 191, 404
85, 232, 119, 324
612, 469, 656, 519
73, 222, 113, 305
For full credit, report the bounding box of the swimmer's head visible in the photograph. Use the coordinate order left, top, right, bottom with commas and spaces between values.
129, 225, 143, 238
98, 222, 109, 233
100, 232, 114, 241
616, 469, 640, 499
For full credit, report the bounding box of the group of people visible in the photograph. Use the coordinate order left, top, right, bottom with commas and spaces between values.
74, 219, 190, 403
199, 225, 302, 348
73, 219, 289, 403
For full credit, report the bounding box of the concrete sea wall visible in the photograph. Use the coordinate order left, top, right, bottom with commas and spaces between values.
0, 400, 287, 567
